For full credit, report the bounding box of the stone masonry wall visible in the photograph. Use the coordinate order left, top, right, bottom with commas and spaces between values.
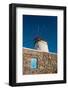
23, 48, 57, 75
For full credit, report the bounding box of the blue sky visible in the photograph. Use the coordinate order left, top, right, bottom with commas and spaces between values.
23, 15, 57, 53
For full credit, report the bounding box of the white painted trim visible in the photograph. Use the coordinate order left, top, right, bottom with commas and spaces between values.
23, 47, 57, 55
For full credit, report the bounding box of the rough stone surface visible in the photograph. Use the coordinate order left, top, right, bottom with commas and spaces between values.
23, 48, 57, 75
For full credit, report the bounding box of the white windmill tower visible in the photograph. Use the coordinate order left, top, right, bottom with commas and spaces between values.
34, 37, 49, 52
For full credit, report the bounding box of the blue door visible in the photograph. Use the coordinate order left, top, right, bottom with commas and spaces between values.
31, 58, 37, 69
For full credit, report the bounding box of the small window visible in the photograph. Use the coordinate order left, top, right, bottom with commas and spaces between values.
31, 58, 37, 69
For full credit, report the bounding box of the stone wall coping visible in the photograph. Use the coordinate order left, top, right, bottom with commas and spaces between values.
23, 47, 57, 55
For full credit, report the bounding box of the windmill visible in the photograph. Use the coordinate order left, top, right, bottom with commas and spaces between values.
34, 24, 49, 52
23, 24, 49, 52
